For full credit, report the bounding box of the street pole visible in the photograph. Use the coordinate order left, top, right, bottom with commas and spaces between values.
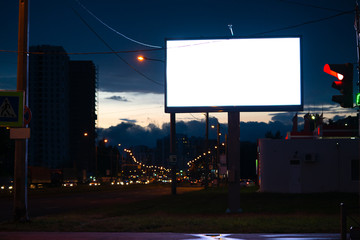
14, 0, 29, 222
216, 123, 220, 187
170, 113, 176, 195
226, 111, 241, 213
355, 3, 360, 208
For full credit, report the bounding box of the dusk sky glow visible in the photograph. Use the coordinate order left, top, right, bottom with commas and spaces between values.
0, 0, 358, 131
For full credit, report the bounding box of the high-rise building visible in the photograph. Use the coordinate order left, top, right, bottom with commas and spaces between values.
29, 45, 70, 169
69, 61, 97, 178
28, 45, 97, 179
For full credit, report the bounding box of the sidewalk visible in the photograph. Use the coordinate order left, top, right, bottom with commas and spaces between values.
0, 232, 342, 240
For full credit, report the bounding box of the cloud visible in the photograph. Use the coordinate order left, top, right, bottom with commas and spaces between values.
107, 95, 129, 102
119, 118, 137, 123
98, 117, 294, 148
332, 115, 348, 122
98, 122, 166, 148
240, 121, 291, 141
270, 112, 298, 125
269, 104, 357, 126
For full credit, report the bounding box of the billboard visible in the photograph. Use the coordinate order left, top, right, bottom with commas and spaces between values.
165, 37, 303, 113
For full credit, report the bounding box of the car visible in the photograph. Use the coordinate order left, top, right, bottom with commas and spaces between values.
62, 181, 77, 187
240, 179, 255, 187
1, 180, 14, 191
190, 179, 199, 185
111, 180, 122, 185
0, 185, 13, 191
89, 181, 100, 186
141, 180, 150, 184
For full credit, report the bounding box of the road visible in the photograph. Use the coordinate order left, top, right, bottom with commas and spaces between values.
0, 185, 201, 222
0, 232, 342, 240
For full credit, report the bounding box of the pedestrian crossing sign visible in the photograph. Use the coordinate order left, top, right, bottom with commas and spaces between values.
0, 91, 24, 127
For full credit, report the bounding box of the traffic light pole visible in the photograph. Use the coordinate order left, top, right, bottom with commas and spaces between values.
14, 0, 29, 222
355, 4, 360, 135
355, 4, 360, 89
355, 3, 360, 208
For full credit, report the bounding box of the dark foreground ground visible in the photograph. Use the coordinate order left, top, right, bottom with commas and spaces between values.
0, 184, 358, 233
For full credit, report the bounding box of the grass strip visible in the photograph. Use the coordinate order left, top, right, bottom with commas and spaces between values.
0, 186, 358, 233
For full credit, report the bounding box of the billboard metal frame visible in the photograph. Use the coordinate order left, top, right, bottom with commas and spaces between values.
164, 36, 303, 113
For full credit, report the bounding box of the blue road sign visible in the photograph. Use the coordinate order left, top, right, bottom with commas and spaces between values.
0, 91, 24, 127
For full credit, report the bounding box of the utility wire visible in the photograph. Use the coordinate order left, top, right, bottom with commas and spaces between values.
278, 0, 345, 13
1, 4, 353, 56
252, 9, 354, 36
71, 6, 163, 87
189, 113, 202, 120
0, 48, 161, 55
75, 0, 163, 49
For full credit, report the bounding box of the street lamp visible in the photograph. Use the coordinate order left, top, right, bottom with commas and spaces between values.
136, 54, 175, 194
136, 55, 164, 63
137, 55, 145, 61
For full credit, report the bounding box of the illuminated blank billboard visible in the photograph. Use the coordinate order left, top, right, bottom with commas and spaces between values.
165, 37, 303, 113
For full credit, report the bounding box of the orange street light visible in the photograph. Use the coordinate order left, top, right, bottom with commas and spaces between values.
136, 55, 164, 63
137, 55, 145, 61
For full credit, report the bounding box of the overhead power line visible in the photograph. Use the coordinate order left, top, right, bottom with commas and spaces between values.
75, 0, 163, 49
1, 3, 353, 57
252, 9, 354, 36
0, 48, 161, 55
71, 5, 163, 87
278, 0, 346, 13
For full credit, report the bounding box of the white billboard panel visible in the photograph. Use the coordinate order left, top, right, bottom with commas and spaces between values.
165, 37, 303, 113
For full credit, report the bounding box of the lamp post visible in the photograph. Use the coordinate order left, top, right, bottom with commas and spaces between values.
137, 55, 164, 63
211, 123, 221, 187
136, 55, 176, 195
116, 144, 122, 179
14, 0, 29, 222
96, 138, 109, 178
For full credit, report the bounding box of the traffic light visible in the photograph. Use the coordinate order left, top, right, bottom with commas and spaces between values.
323, 63, 353, 108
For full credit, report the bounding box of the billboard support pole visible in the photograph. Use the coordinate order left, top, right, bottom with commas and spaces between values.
216, 122, 220, 187
226, 111, 241, 213
205, 112, 209, 188
170, 113, 176, 195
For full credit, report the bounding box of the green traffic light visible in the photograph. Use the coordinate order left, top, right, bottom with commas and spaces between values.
356, 93, 360, 106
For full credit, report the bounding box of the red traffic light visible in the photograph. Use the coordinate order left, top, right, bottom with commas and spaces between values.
323, 63, 353, 108
323, 64, 343, 80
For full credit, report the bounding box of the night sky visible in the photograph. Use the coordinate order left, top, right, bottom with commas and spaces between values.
0, 0, 358, 145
